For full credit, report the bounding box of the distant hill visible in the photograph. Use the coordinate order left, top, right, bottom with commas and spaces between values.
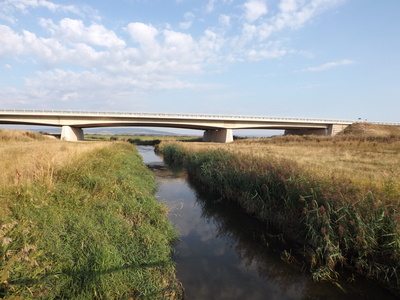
21, 126, 196, 136
84, 127, 179, 136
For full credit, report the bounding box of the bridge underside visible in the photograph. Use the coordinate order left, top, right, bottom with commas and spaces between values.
59, 124, 348, 143
284, 124, 349, 136
60, 125, 233, 142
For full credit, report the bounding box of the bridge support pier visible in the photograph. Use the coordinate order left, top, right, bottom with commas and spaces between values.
203, 129, 233, 143
61, 126, 84, 141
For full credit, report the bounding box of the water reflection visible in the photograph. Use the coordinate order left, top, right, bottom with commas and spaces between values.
137, 146, 396, 300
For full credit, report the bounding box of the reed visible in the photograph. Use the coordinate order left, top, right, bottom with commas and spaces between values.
159, 134, 400, 295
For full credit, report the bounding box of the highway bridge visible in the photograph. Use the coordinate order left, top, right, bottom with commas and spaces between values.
0, 110, 355, 143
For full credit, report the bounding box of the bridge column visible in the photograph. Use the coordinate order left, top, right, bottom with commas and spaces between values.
61, 126, 84, 141
203, 129, 233, 143
203, 130, 213, 142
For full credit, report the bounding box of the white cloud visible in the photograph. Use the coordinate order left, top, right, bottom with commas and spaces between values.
246, 40, 291, 61
206, 0, 216, 13
256, 0, 344, 40
180, 12, 195, 30
0, 25, 24, 56
0, 6, 16, 24
40, 18, 126, 48
22, 30, 70, 64
200, 30, 224, 52
219, 14, 231, 27
19, 68, 202, 109
301, 59, 355, 72
0, 0, 349, 110
279, 0, 299, 13
0, 25, 107, 67
127, 22, 159, 46
3, 0, 79, 14
0, 1, 346, 73
243, 0, 268, 23
163, 30, 198, 65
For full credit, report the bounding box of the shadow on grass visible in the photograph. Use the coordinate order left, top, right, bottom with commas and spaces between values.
10, 260, 169, 285
5, 260, 183, 299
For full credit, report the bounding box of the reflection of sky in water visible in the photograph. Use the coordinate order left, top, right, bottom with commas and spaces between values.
138, 146, 163, 163
157, 178, 306, 300
138, 146, 397, 300
157, 178, 310, 299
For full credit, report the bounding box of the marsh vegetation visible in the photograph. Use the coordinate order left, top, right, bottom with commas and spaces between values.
158, 123, 400, 296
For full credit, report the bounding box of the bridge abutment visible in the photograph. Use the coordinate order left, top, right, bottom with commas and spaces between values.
329, 124, 350, 135
61, 126, 84, 141
203, 129, 233, 143
285, 124, 350, 136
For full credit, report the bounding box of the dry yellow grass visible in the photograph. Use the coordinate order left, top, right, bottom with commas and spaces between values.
344, 122, 400, 137
0, 136, 109, 188
165, 134, 400, 197
0, 129, 110, 218
1, 141, 110, 186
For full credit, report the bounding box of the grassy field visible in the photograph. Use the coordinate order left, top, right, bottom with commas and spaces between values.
158, 123, 400, 295
0, 129, 182, 299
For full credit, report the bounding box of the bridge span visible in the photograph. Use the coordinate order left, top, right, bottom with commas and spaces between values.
0, 110, 354, 143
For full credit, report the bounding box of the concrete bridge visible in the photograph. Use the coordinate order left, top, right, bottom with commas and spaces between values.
0, 110, 354, 143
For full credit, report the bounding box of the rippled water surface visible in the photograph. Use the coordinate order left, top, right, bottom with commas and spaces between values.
137, 146, 396, 300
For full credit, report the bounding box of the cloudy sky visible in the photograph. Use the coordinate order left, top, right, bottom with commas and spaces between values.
1, 0, 399, 122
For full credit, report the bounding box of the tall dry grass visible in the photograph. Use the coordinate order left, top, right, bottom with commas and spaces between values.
0, 130, 109, 187
0, 129, 110, 219
171, 135, 400, 200
159, 132, 400, 294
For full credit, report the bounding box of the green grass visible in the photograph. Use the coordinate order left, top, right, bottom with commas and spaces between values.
159, 142, 400, 296
1, 143, 182, 299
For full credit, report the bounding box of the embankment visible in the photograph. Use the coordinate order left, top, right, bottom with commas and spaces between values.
0, 130, 182, 299
159, 137, 400, 296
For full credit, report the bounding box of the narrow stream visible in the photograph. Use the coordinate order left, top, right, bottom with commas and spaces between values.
137, 145, 396, 300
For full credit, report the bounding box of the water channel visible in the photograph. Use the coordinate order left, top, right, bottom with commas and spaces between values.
137, 146, 396, 300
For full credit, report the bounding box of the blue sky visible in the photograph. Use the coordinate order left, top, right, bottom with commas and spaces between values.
1, 0, 399, 123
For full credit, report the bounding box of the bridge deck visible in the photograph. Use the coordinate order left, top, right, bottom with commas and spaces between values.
2, 109, 396, 142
